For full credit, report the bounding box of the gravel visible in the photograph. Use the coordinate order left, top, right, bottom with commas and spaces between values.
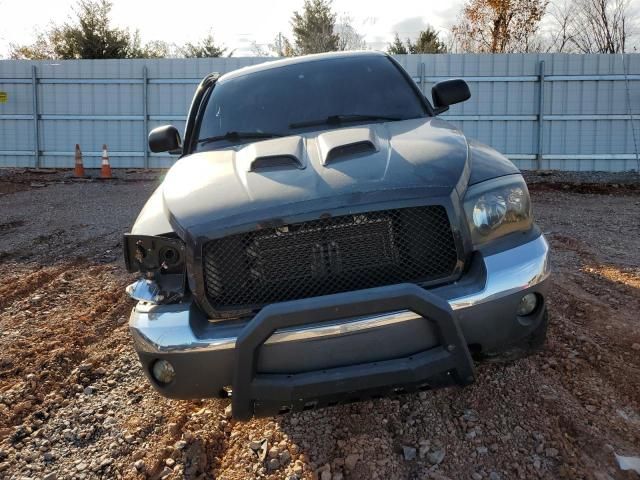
0, 169, 639, 479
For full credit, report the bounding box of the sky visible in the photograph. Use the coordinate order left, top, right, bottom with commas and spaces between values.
0, 0, 465, 57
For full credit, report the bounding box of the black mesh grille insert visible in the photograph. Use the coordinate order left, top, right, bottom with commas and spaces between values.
203, 206, 458, 311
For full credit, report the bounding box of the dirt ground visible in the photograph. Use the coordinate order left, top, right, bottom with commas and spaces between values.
0, 169, 639, 480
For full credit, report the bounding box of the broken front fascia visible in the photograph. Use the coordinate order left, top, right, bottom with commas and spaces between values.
123, 234, 187, 304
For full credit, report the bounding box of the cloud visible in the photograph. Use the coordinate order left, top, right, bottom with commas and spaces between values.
390, 16, 428, 42
367, 35, 388, 51
432, 1, 465, 30
389, 1, 466, 39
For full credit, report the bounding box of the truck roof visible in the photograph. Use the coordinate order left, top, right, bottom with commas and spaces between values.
217, 50, 389, 83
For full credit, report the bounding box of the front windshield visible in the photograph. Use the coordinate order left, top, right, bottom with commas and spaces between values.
195, 55, 428, 149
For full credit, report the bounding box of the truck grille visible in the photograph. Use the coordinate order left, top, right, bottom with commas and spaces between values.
203, 206, 459, 311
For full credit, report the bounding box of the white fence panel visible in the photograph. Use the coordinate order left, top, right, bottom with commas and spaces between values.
0, 54, 638, 171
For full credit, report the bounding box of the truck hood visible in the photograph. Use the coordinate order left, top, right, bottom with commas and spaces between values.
161, 117, 470, 237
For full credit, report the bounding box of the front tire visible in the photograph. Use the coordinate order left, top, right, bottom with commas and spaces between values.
480, 308, 548, 363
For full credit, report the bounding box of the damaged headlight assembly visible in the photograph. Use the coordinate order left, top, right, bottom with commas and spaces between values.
123, 234, 186, 304
463, 175, 533, 246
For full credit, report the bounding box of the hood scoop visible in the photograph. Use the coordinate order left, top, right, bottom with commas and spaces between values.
251, 154, 302, 171
237, 135, 305, 172
318, 127, 380, 166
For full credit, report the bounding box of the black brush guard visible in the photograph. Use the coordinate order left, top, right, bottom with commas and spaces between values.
232, 283, 475, 420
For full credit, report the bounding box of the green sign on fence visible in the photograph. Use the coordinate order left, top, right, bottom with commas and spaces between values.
0, 92, 7, 103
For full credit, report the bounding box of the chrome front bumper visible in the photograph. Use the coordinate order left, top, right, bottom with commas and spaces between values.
130, 234, 550, 355
129, 234, 550, 402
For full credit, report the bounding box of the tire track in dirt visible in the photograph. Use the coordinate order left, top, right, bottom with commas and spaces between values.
0, 219, 25, 234
536, 231, 640, 478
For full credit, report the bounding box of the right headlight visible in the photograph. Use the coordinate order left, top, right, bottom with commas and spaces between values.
463, 175, 532, 246
123, 234, 186, 304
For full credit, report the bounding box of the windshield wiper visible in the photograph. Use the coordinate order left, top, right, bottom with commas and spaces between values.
197, 131, 285, 146
289, 114, 402, 129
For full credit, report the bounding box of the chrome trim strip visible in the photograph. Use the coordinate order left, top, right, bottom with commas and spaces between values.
265, 310, 416, 344
130, 235, 550, 354
449, 234, 550, 310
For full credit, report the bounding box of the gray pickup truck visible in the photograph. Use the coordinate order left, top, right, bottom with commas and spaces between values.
124, 51, 550, 420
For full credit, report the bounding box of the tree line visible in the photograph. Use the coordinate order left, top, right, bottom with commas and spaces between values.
8, 0, 636, 59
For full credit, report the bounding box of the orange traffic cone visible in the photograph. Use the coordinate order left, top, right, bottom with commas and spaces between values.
74, 144, 85, 178
100, 144, 112, 179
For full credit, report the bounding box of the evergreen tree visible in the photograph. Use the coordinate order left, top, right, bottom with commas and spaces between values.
291, 0, 339, 54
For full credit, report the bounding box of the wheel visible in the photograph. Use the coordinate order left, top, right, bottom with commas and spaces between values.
525, 308, 548, 351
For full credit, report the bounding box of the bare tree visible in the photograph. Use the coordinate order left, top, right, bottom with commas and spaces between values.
543, 0, 577, 52
269, 32, 295, 57
569, 0, 631, 52
129, 36, 174, 58
249, 41, 269, 56
335, 15, 367, 51
9, 30, 57, 59
542, 0, 635, 52
452, 0, 549, 53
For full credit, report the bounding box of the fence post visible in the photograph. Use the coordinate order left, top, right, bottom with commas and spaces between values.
142, 65, 149, 169
31, 65, 40, 168
622, 53, 640, 171
420, 61, 426, 94
536, 60, 545, 170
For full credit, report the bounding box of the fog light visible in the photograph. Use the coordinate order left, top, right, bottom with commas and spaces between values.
517, 293, 538, 316
152, 359, 175, 384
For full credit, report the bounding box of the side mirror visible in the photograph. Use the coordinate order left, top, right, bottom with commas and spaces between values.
149, 125, 182, 154
431, 79, 471, 113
